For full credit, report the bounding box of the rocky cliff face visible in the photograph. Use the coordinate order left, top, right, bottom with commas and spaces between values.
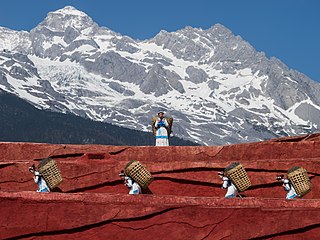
1, 6, 320, 145
1, 134, 320, 239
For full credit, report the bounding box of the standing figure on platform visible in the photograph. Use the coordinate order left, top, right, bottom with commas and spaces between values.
119, 171, 141, 195
29, 164, 50, 193
218, 172, 238, 198
276, 175, 297, 199
154, 111, 170, 146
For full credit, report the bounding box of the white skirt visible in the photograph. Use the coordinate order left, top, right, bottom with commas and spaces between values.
155, 127, 169, 146
156, 138, 169, 146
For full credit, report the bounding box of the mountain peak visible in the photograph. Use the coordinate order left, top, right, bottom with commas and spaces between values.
52, 6, 88, 17
35, 5, 97, 32
208, 23, 233, 35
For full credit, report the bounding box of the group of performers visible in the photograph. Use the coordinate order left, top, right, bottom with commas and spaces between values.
218, 172, 298, 199
120, 170, 297, 199
28, 110, 300, 199
154, 111, 300, 199
29, 163, 298, 199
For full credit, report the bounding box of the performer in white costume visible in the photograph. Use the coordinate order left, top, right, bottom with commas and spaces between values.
124, 176, 141, 195
34, 171, 50, 192
219, 172, 238, 198
119, 170, 141, 194
277, 175, 297, 199
154, 111, 169, 146
29, 164, 50, 193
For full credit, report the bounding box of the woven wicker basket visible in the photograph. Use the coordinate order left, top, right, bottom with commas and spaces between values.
152, 117, 157, 136
38, 158, 63, 190
225, 162, 251, 192
287, 167, 311, 197
124, 160, 153, 189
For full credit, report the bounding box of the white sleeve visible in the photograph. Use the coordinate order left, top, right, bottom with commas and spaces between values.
284, 183, 291, 191
34, 171, 40, 183
154, 118, 159, 128
222, 176, 229, 189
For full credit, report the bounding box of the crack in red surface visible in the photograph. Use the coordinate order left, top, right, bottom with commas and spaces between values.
3, 207, 181, 240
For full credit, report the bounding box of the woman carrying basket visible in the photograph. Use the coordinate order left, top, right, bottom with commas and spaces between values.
119, 171, 141, 195
218, 172, 238, 198
276, 175, 297, 199
29, 164, 50, 193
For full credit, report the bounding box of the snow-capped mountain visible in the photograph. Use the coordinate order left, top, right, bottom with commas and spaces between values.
1, 5, 320, 145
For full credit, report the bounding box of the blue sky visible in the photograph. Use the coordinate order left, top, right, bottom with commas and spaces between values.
0, 0, 319, 82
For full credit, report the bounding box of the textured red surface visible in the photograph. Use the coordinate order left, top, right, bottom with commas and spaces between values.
2, 192, 320, 240
1, 133, 320, 239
